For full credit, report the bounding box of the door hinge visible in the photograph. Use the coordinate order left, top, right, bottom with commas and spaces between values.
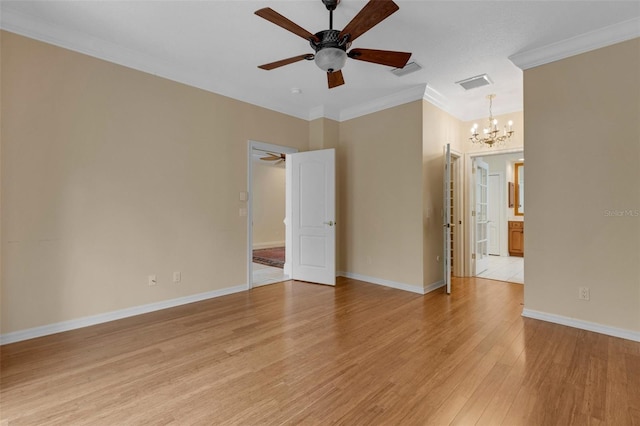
472, 253, 476, 260
472, 210, 476, 217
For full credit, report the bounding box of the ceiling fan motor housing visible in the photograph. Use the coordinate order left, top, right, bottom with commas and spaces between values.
321, 0, 340, 11
310, 29, 350, 52
310, 30, 351, 73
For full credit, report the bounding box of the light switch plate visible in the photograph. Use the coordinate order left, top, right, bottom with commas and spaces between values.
239, 191, 248, 201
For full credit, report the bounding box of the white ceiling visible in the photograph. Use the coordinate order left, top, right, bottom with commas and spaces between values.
1, 1, 639, 121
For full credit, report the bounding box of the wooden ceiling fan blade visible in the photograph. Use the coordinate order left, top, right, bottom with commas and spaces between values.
327, 70, 345, 89
348, 48, 411, 68
255, 8, 320, 42
260, 152, 286, 161
339, 0, 399, 43
258, 54, 314, 70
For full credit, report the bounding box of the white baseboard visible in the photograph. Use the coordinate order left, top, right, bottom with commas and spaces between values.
0, 284, 249, 345
338, 271, 426, 295
252, 241, 285, 250
425, 280, 445, 294
522, 308, 640, 342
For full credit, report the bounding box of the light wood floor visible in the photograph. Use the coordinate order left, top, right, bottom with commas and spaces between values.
1, 277, 639, 425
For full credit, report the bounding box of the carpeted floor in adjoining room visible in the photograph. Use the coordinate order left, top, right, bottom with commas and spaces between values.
252, 246, 285, 268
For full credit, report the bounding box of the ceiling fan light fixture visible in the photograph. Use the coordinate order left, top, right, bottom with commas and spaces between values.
314, 47, 347, 73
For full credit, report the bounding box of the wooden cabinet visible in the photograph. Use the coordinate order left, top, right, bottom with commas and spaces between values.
509, 221, 524, 257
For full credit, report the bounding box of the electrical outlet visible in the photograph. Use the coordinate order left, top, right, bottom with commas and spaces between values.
148, 275, 157, 286
173, 271, 181, 283
578, 287, 590, 300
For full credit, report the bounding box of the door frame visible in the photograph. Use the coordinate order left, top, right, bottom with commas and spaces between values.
247, 140, 298, 289
464, 148, 523, 277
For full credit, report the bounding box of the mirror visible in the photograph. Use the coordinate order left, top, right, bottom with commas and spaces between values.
515, 162, 524, 216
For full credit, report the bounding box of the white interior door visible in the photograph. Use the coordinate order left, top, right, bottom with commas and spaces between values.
487, 173, 501, 256
286, 149, 336, 286
443, 144, 452, 294
475, 159, 489, 275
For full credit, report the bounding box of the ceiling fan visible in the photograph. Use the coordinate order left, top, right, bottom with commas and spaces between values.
260, 152, 286, 165
255, 0, 412, 89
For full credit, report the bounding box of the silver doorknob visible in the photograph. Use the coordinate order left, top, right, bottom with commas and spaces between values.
324, 221, 336, 226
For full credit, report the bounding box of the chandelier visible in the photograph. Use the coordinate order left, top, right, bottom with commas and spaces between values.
470, 94, 514, 147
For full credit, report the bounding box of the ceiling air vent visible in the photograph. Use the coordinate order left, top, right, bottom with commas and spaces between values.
391, 62, 422, 77
456, 74, 493, 90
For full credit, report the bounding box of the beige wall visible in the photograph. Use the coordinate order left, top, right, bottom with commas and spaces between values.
15, 28, 635, 340
252, 161, 285, 248
1, 32, 309, 333
524, 38, 640, 332
338, 101, 424, 288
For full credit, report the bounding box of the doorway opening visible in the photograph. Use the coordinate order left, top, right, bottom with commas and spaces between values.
247, 141, 298, 288
465, 149, 524, 284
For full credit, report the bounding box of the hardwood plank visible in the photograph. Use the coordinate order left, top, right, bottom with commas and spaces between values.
1, 277, 638, 425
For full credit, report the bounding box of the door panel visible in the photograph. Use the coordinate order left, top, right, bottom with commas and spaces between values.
286, 149, 336, 286
444, 144, 452, 294
475, 159, 489, 275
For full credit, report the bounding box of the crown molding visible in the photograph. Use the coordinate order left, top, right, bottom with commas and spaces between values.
338, 84, 427, 122
422, 85, 448, 112
0, 8, 313, 121
1, 7, 502, 124
308, 105, 341, 122
308, 105, 326, 121
0, 9, 453, 124
509, 17, 640, 70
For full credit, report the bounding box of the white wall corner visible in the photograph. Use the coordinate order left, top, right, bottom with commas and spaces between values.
522, 308, 640, 343
0, 284, 249, 345
509, 17, 640, 70
338, 271, 425, 295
